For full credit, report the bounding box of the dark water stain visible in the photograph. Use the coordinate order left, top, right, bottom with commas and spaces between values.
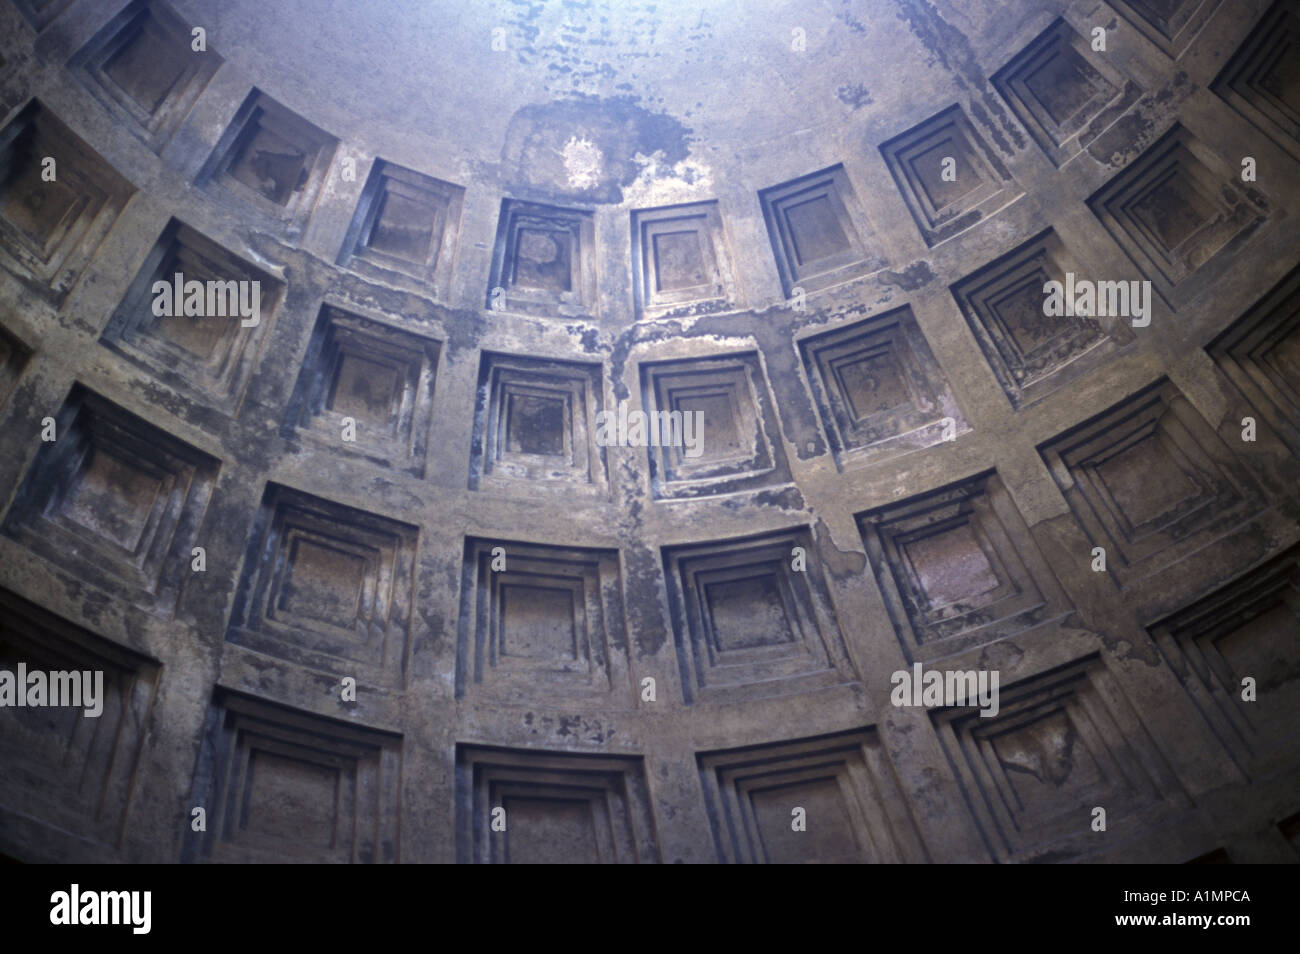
836, 10, 869, 35
483, 94, 693, 203
893, 0, 1026, 154
754, 486, 806, 510
1087, 73, 1195, 168
837, 83, 874, 109
927, 207, 984, 244
879, 260, 935, 291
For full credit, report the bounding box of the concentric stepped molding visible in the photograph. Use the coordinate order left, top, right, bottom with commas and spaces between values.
0, 0, 1295, 865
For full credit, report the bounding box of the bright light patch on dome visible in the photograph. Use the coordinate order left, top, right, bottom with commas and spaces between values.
562, 135, 603, 190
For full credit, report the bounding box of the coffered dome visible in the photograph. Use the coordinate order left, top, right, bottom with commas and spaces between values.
0, 0, 1297, 864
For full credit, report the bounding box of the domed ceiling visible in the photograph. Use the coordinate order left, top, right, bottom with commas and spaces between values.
0, 0, 1297, 865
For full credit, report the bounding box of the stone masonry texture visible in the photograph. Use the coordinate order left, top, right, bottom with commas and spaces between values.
0, 0, 1297, 864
